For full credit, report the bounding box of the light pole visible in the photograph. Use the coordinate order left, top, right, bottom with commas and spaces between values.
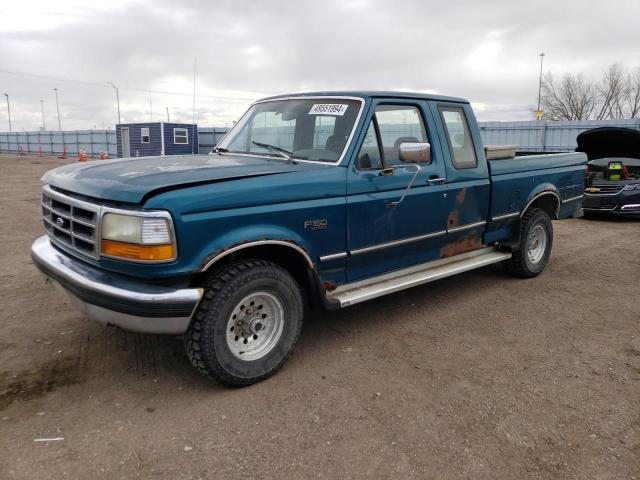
40, 99, 46, 131
106, 82, 121, 124
53, 88, 62, 130
536, 52, 545, 119
3, 93, 11, 132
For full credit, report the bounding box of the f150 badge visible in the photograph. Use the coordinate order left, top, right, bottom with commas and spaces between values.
304, 219, 328, 230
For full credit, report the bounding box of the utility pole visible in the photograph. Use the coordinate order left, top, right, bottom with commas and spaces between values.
53, 88, 62, 130
106, 82, 121, 124
535, 52, 545, 120
166, 106, 170, 122
192, 56, 196, 155
40, 99, 46, 131
3, 93, 11, 132
149, 95, 153, 121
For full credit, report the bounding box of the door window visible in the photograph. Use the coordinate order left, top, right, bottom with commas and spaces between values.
375, 105, 428, 164
355, 120, 383, 170
439, 107, 477, 169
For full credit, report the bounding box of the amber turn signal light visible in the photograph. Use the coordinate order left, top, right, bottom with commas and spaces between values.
101, 240, 175, 261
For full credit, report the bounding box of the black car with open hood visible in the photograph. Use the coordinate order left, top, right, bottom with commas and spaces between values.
578, 127, 640, 217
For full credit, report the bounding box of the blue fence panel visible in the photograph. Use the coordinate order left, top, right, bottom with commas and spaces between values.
479, 119, 640, 153
0, 130, 117, 157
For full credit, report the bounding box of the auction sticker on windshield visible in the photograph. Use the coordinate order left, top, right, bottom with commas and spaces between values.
308, 104, 349, 116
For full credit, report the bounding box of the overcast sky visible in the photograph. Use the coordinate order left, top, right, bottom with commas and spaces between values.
1, 0, 639, 131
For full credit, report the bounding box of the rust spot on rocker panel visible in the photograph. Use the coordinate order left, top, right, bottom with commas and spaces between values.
447, 210, 459, 228
322, 280, 337, 292
440, 234, 484, 259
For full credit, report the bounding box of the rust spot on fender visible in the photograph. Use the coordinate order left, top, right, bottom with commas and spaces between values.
440, 235, 484, 259
456, 187, 467, 204
447, 211, 459, 228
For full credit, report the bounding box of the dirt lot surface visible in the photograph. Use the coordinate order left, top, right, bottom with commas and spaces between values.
0, 154, 639, 479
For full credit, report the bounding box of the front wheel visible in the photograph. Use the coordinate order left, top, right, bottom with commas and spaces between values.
184, 259, 304, 387
505, 208, 553, 278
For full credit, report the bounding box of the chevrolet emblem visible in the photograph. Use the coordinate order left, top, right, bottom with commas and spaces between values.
585, 187, 601, 193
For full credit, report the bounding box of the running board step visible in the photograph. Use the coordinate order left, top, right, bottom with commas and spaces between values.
327, 247, 512, 307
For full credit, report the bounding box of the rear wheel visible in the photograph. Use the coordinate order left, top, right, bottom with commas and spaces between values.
505, 208, 553, 278
184, 259, 304, 387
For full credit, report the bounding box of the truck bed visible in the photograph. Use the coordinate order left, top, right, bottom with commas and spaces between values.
486, 152, 587, 233
489, 152, 587, 175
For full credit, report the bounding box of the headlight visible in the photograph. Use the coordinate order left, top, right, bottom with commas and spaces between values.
101, 212, 175, 262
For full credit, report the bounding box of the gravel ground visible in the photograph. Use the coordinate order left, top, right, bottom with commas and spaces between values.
0, 154, 639, 479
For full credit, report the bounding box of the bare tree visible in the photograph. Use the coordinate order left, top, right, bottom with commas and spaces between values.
596, 63, 627, 120
539, 64, 640, 120
626, 67, 640, 118
540, 73, 596, 120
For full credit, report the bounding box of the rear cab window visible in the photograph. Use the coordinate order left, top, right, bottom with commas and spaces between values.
439, 106, 477, 169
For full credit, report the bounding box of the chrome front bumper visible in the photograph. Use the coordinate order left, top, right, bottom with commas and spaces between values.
31, 236, 203, 334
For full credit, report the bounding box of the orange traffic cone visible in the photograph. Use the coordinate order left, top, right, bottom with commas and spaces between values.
99, 150, 109, 160
78, 149, 88, 162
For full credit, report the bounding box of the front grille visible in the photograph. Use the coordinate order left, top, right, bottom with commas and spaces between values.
41, 188, 100, 259
587, 184, 624, 195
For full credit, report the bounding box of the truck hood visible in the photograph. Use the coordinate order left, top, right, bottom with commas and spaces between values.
42, 154, 322, 204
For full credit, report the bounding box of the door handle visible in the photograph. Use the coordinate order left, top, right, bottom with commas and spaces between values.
427, 176, 446, 185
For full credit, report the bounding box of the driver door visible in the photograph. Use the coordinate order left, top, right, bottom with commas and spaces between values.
346, 100, 449, 282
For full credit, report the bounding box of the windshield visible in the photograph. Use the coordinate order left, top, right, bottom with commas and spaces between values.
217, 98, 363, 163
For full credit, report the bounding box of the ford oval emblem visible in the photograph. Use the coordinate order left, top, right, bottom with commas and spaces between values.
55, 217, 65, 227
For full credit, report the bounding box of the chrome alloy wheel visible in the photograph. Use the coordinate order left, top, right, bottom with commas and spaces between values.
526, 224, 547, 264
225, 292, 285, 361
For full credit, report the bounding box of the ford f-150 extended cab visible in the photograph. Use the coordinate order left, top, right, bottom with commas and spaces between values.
31, 91, 587, 386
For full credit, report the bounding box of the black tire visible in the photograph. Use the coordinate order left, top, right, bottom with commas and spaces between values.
504, 208, 553, 278
184, 259, 304, 387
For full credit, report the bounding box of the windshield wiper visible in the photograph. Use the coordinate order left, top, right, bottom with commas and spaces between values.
251, 141, 297, 163
211, 146, 229, 154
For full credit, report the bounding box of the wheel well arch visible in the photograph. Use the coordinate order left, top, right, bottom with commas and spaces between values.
195, 241, 318, 304
521, 191, 560, 219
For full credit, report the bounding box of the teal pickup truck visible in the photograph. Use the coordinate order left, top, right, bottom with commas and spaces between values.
31, 91, 587, 386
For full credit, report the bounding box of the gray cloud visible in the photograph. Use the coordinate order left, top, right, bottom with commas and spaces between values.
1, 0, 638, 131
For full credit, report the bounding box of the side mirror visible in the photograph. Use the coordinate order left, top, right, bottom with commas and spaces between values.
399, 142, 431, 164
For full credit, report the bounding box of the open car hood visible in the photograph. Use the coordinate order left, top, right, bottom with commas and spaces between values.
576, 127, 640, 161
